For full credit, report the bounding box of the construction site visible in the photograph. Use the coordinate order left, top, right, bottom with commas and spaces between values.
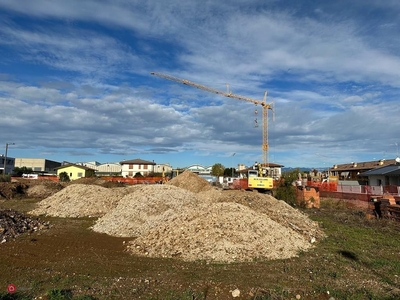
1, 75, 400, 298
1, 171, 400, 299
2, 171, 324, 262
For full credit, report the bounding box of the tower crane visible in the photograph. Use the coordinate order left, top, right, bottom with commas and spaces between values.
150, 72, 273, 167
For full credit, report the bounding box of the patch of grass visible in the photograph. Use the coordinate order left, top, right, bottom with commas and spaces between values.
48, 289, 73, 300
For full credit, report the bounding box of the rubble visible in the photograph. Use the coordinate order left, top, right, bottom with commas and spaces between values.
29, 184, 133, 218
28, 171, 325, 262
0, 209, 49, 243
166, 170, 213, 193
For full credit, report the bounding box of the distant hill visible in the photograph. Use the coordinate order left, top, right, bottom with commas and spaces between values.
282, 167, 326, 173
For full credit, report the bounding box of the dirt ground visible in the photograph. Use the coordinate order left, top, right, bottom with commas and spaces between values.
0, 173, 397, 299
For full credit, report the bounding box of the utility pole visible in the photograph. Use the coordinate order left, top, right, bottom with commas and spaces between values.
231, 153, 236, 177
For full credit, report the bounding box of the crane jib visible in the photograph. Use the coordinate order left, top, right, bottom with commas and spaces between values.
151, 72, 274, 165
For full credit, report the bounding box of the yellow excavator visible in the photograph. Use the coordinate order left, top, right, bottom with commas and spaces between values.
245, 163, 274, 195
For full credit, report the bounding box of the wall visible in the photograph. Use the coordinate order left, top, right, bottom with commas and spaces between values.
57, 166, 87, 180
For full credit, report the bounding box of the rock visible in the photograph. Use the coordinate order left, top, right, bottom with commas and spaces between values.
0, 209, 49, 242
231, 288, 240, 297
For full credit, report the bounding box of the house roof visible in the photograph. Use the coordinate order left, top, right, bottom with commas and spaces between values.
359, 164, 400, 176
331, 159, 396, 172
120, 158, 156, 165
56, 164, 96, 171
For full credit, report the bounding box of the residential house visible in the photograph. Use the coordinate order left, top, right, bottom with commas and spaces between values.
120, 159, 156, 177
56, 164, 96, 181
359, 160, 400, 186
330, 159, 397, 182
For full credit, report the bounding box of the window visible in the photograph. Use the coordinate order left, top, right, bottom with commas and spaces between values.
144, 165, 148, 170
129, 164, 133, 169
128, 171, 133, 176
78, 172, 83, 178
70, 173, 72, 177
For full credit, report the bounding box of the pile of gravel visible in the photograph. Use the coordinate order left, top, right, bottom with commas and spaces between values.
28, 171, 325, 263
92, 184, 204, 237
166, 170, 213, 193
92, 172, 324, 263
29, 184, 132, 218
0, 209, 49, 243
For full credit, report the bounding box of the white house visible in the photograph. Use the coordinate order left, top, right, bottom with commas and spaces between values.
120, 158, 156, 177
360, 162, 400, 186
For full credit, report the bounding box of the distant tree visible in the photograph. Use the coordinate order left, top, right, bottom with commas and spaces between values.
211, 163, 225, 177
275, 168, 299, 206
85, 169, 96, 177
223, 167, 236, 177
134, 172, 144, 178
59, 172, 70, 182
12, 167, 33, 177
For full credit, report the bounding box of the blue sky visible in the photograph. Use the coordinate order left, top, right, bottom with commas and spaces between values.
1, 0, 399, 169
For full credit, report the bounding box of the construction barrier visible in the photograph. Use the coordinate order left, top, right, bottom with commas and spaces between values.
101, 176, 164, 185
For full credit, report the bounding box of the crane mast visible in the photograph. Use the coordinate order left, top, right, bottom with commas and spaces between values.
151, 72, 273, 166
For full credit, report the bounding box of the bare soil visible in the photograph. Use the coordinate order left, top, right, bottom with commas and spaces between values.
1, 173, 398, 299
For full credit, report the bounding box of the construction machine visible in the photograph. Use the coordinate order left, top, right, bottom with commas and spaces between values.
245, 162, 274, 194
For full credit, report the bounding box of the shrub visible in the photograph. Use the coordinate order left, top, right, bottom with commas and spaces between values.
59, 172, 70, 182
0, 175, 11, 182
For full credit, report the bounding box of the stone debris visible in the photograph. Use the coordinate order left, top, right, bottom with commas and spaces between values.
29, 171, 325, 262
92, 185, 203, 237
29, 184, 133, 218
166, 170, 213, 193
0, 209, 49, 243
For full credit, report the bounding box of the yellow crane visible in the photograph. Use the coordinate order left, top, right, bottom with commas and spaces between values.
150, 72, 273, 166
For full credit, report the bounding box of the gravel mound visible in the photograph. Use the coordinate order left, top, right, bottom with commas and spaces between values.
29, 184, 130, 218
92, 185, 203, 237
28, 170, 325, 263
26, 182, 65, 199
92, 174, 324, 262
211, 189, 325, 241
127, 201, 313, 262
166, 170, 213, 193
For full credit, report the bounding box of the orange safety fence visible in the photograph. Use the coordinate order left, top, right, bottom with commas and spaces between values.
306, 181, 337, 192
101, 176, 164, 185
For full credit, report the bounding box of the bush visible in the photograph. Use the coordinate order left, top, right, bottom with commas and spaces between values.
59, 172, 70, 182
0, 175, 11, 182
275, 169, 299, 206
